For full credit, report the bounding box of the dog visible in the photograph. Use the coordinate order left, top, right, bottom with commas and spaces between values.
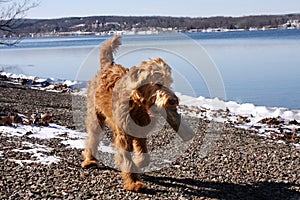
81, 35, 191, 192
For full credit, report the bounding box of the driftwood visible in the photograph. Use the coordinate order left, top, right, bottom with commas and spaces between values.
0, 112, 54, 127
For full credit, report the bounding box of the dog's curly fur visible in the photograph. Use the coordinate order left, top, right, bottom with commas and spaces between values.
82, 35, 180, 192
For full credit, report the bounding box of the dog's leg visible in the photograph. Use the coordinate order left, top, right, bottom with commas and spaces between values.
132, 138, 150, 168
120, 172, 147, 192
114, 133, 147, 192
82, 113, 102, 168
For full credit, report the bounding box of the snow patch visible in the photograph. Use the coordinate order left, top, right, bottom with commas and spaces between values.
177, 92, 300, 147
177, 92, 300, 121
0, 124, 86, 165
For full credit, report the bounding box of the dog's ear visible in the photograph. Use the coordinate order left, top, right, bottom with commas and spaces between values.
129, 89, 151, 127
130, 90, 144, 107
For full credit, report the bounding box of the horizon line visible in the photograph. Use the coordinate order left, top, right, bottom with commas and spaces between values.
24, 12, 300, 20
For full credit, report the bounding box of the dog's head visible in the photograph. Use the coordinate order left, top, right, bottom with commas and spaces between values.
129, 82, 181, 132
113, 57, 194, 141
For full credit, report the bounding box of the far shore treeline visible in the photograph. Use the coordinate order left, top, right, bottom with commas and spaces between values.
2, 14, 300, 37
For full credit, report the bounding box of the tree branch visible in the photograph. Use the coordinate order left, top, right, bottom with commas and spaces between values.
0, 0, 39, 46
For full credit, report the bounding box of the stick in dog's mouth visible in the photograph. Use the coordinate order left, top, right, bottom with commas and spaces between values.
163, 108, 195, 142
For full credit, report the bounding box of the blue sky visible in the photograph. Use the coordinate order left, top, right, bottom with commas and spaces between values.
24, 0, 300, 19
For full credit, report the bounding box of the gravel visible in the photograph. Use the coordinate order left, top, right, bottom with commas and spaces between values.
0, 80, 300, 199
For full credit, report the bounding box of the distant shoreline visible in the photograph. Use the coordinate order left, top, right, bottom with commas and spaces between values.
3, 28, 300, 41
2, 14, 300, 38
22, 26, 295, 38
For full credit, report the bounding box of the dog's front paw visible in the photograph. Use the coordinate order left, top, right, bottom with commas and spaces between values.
81, 149, 99, 168
134, 181, 147, 192
81, 159, 99, 168
124, 181, 147, 192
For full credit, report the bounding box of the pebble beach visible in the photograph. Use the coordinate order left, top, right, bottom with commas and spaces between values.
0, 75, 300, 200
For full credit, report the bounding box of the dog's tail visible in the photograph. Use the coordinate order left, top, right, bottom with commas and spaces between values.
100, 35, 122, 71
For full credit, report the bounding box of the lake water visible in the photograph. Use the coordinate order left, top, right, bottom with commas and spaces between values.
0, 30, 300, 110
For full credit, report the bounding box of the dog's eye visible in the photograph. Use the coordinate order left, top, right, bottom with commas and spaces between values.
168, 99, 177, 106
155, 83, 163, 88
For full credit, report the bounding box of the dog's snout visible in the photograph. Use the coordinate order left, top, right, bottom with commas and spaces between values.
166, 95, 178, 107
168, 98, 178, 106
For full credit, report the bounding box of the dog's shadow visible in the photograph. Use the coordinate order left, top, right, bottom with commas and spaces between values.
82, 162, 299, 199
141, 174, 300, 199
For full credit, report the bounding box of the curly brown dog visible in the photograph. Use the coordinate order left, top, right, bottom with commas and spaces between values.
82, 35, 190, 192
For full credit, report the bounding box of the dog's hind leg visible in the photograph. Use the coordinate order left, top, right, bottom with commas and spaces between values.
81, 111, 103, 168
114, 132, 147, 192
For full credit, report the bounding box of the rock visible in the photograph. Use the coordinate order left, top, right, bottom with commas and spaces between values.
258, 117, 284, 125
289, 119, 300, 125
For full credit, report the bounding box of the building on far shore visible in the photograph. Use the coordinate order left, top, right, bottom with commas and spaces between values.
279, 20, 300, 30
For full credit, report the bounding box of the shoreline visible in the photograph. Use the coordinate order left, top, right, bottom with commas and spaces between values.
2, 29, 300, 45
1, 71, 300, 148
18, 27, 297, 38
1, 71, 300, 111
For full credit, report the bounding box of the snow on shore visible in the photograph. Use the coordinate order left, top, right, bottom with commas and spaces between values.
177, 92, 300, 122
178, 93, 300, 149
1, 72, 299, 165
0, 71, 86, 92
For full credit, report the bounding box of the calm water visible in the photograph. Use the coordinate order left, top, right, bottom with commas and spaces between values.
0, 30, 300, 110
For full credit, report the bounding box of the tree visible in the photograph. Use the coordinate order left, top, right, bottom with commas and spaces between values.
0, 0, 38, 46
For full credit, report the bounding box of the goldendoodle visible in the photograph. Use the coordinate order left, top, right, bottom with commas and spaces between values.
82, 35, 192, 192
